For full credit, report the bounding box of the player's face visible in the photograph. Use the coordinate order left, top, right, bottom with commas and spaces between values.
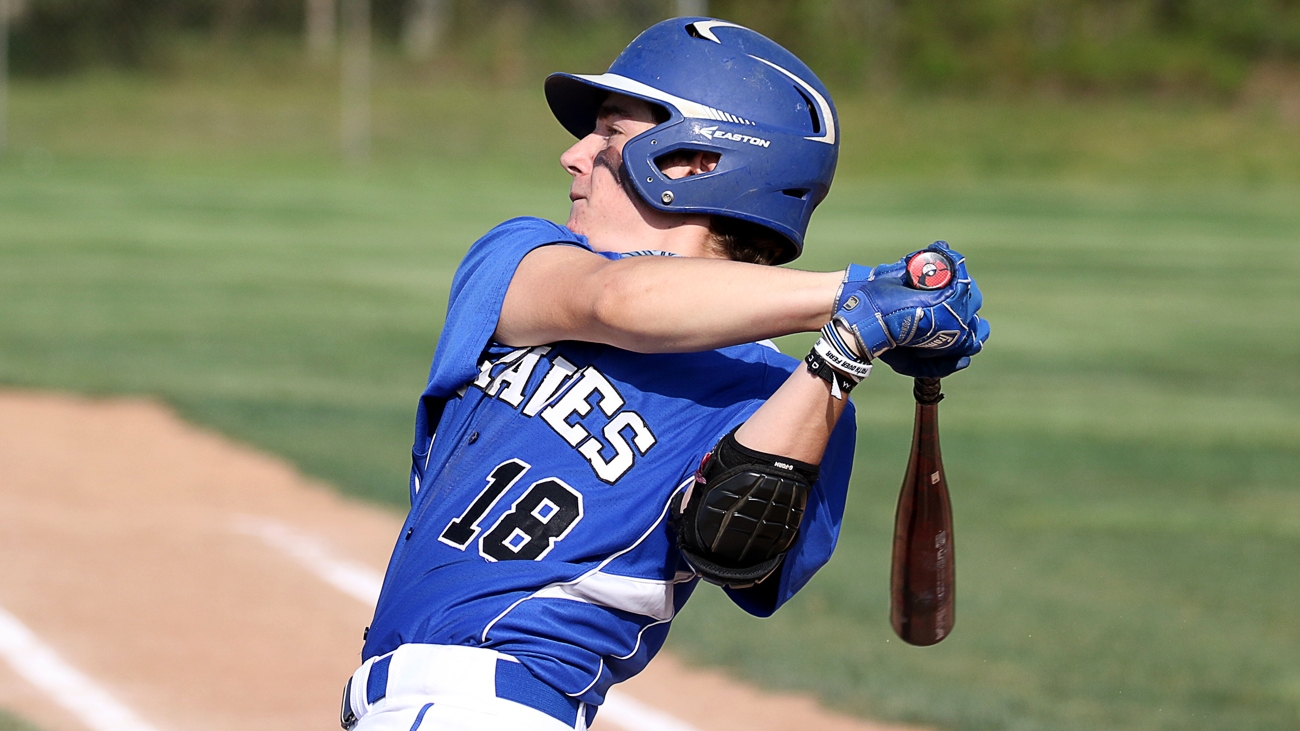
559, 94, 661, 245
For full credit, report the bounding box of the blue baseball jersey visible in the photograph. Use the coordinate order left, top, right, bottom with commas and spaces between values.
363, 217, 856, 706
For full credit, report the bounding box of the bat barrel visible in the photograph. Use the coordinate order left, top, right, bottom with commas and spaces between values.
890, 376, 955, 646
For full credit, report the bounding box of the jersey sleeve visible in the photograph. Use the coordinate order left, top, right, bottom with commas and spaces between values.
423, 217, 590, 399
722, 399, 857, 617
410, 218, 590, 502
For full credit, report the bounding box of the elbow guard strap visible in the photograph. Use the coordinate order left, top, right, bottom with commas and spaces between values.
673, 430, 819, 589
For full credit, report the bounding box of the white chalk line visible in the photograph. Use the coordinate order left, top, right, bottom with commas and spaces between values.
0, 603, 163, 731
234, 514, 703, 731
232, 514, 382, 605
597, 692, 703, 731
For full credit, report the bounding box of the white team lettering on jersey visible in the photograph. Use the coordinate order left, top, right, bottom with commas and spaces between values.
472, 347, 657, 483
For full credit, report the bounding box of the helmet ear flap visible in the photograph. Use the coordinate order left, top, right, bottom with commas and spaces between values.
620, 121, 816, 259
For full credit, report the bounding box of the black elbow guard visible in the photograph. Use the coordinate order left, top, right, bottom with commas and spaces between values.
672, 429, 819, 589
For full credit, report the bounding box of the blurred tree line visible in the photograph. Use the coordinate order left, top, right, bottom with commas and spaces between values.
5, 0, 1300, 95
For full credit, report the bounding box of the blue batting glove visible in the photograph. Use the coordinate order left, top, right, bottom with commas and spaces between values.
835, 241, 989, 370
877, 311, 991, 378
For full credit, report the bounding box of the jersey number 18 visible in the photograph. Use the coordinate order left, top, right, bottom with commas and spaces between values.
439, 459, 585, 562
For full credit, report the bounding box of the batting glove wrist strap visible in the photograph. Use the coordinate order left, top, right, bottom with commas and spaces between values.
805, 321, 872, 400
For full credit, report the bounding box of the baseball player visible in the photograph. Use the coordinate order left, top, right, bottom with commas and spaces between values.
340, 18, 987, 731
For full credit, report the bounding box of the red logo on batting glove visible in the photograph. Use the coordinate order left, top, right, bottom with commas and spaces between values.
906, 251, 953, 290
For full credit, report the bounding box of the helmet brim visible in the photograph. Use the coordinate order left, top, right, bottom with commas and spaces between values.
545, 73, 610, 139
547, 72, 709, 139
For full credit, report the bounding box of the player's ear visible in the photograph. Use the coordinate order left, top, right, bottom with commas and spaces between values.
693, 151, 720, 175
656, 150, 721, 180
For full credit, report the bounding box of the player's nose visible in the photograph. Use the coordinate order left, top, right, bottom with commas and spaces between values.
560, 134, 601, 178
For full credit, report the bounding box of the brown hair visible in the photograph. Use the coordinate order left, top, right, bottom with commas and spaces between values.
707, 217, 794, 266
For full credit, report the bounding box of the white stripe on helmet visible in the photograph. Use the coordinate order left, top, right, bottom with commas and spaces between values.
747, 55, 837, 145
573, 72, 755, 126
688, 20, 745, 43
682, 20, 837, 146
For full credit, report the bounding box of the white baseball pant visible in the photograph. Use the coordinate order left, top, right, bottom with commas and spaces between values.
341, 644, 592, 731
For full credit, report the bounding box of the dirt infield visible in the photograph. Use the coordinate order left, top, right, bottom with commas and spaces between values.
0, 391, 918, 731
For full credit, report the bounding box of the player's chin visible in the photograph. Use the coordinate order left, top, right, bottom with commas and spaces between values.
565, 208, 585, 235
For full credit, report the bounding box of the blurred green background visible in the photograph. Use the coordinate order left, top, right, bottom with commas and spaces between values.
1, 1, 1298, 730
0, 710, 39, 731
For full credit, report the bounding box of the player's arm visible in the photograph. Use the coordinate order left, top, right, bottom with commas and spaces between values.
736, 364, 845, 463
671, 355, 849, 589
496, 245, 843, 353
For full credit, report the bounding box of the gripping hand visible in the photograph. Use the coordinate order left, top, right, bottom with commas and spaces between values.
834, 241, 988, 377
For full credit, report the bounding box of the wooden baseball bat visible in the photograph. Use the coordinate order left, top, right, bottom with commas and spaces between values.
889, 376, 954, 646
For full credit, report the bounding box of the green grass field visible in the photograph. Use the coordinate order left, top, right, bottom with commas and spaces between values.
1, 57, 1298, 730
0, 711, 38, 731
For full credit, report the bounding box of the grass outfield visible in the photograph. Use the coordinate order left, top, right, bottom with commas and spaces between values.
1, 64, 1299, 730
0, 711, 38, 731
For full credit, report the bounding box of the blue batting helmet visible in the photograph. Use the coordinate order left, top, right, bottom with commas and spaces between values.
545, 18, 839, 264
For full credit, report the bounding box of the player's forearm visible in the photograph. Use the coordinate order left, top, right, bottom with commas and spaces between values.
734, 364, 848, 465
497, 247, 842, 352
591, 259, 841, 352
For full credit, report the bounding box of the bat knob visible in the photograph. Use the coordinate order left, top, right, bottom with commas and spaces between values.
905, 251, 955, 291
913, 377, 944, 405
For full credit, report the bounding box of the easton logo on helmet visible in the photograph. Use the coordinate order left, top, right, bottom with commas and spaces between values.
694, 125, 772, 148
906, 251, 954, 290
